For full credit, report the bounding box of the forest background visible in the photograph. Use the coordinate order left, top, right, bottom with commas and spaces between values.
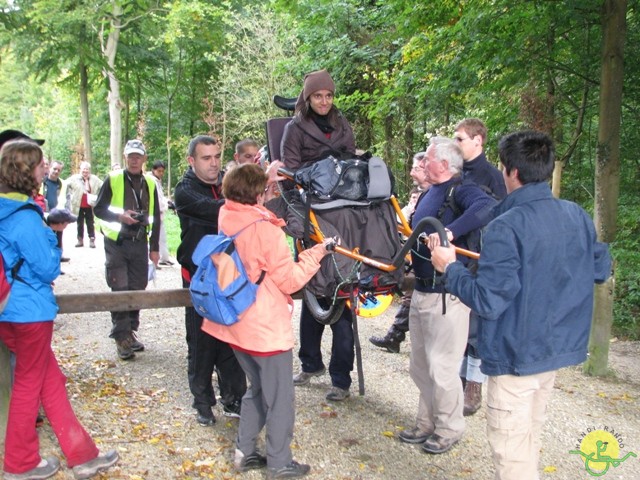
0, 0, 637, 342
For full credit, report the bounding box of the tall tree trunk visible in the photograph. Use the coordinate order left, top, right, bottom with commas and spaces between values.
403, 103, 415, 191
584, 0, 627, 377
161, 54, 183, 196
102, 1, 123, 168
79, 60, 92, 165
554, 84, 590, 198
166, 100, 173, 193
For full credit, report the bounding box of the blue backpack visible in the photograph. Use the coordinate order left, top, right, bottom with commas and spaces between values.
189, 221, 265, 326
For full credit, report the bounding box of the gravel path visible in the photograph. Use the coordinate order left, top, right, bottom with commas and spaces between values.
9, 227, 639, 479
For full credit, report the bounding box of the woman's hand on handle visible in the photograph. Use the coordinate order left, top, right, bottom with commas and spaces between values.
266, 160, 286, 184
321, 236, 340, 256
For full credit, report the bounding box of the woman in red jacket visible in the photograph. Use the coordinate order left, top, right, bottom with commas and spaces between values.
202, 164, 334, 479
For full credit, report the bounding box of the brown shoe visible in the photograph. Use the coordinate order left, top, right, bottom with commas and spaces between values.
89, 238, 96, 248
293, 367, 325, 386
116, 337, 135, 360
130, 332, 145, 352
75, 238, 84, 247
422, 434, 460, 454
399, 426, 432, 444
463, 381, 482, 416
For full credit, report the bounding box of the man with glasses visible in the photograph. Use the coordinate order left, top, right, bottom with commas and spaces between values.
453, 118, 507, 417
369, 152, 430, 353
94, 139, 161, 360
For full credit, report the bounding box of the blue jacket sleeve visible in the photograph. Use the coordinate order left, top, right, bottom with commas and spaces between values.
447, 184, 497, 239
594, 242, 612, 284
445, 222, 521, 321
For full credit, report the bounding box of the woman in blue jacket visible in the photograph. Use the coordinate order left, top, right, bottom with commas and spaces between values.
0, 140, 118, 480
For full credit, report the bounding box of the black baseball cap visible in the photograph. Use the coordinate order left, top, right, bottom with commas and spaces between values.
0, 129, 45, 149
47, 208, 78, 224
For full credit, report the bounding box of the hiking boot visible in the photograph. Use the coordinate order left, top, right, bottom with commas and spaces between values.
89, 238, 96, 248
369, 330, 405, 353
130, 332, 145, 352
222, 400, 241, 418
293, 367, 325, 386
326, 386, 350, 402
399, 426, 432, 444
4, 456, 60, 480
116, 337, 135, 360
463, 381, 482, 416
75, 238, 83, 247
72, 450, 119, 479
233, 449, 267, 472
422, 434, 460, 454
266, 460, 310, 479
196, 406, 215, 426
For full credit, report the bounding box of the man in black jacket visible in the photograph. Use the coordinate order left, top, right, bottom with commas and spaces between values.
454, 118, 507, 416
174, 135, 246, 425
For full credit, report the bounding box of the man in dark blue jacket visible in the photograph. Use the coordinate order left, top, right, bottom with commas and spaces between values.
431, 131, 611, 480
398, 137, 495, 455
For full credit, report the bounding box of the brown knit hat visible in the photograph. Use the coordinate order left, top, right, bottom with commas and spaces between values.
302, 69, 336, 101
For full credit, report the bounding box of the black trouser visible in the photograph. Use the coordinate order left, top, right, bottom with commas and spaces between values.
104, 237, 148, 341
390, 290, 412, 334
465, 310, 480, 358
183, 278, 247, 410
298, 301, 354, 390
77, 207, 95, 240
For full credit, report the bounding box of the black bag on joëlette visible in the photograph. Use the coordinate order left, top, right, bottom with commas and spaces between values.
293, 156, 370, 201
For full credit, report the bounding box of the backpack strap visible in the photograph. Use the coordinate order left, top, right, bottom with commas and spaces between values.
436, 178, 462, 222
225, 219, 267, 284
5, 203, 44, 285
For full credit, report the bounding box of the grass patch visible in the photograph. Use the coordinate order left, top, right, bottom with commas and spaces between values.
164, 211, 181, 257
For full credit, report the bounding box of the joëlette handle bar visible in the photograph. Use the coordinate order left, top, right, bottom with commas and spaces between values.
277, 167, 478, 272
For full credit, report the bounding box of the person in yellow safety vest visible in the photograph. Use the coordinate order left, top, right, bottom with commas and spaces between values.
94, 139, 161, 361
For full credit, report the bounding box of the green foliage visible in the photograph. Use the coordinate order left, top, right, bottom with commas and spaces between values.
164, 209, 181, 256
610, 193, 640, 340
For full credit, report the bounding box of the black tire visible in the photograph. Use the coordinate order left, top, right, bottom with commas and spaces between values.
302, 287, 346, 325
